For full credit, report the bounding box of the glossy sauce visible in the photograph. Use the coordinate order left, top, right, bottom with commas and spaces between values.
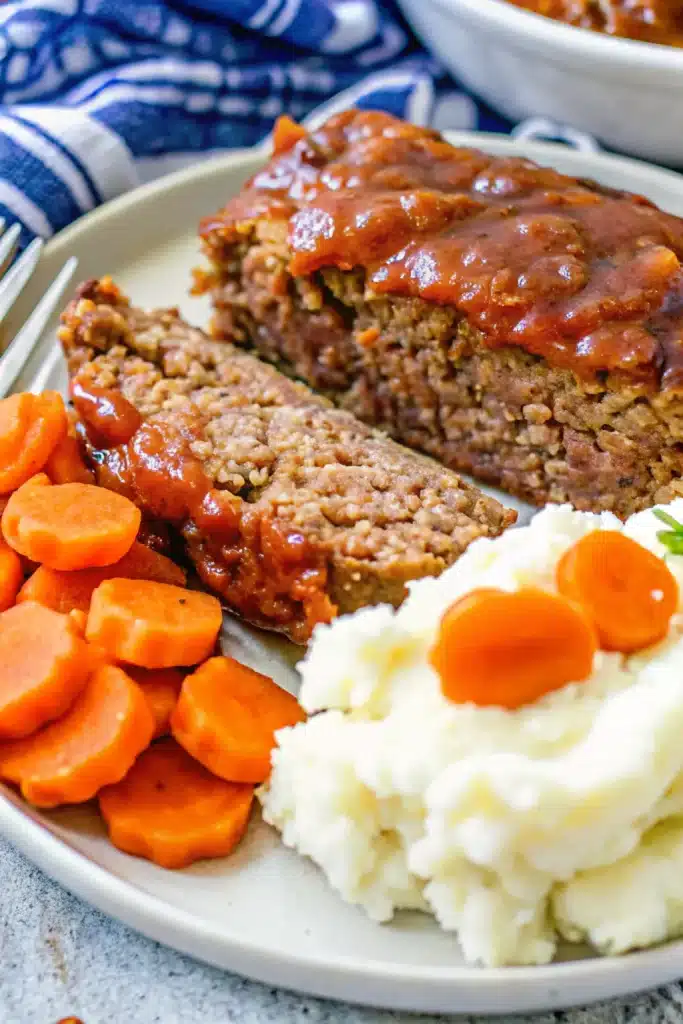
71, 378, 142, 446
203, 110, 683, 389
507, 0, 683, 47
74, 377, 335, 641
136, 517, 173, 556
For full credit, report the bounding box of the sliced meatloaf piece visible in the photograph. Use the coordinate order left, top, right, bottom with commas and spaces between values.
197, 109, 683, 518
59, 278, 515, 644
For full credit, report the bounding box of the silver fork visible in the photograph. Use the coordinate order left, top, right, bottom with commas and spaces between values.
0, 222, 78, 398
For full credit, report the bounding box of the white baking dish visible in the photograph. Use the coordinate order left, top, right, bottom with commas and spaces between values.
396, 0, 683, 165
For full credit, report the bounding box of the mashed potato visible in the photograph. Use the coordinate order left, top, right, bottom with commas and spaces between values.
260, 501, 683, 966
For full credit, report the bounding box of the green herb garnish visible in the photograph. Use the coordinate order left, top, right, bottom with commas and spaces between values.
653, 508, 683, 555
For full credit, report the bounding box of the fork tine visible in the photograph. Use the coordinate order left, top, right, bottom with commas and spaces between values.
0, 223, 23, 275
0, 257, 78, 399
0, 237, 44, 324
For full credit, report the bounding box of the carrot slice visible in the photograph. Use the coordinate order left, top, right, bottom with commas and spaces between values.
17, 541, 186, 614
98, 738, 254, 869
0, 493, 37, 579
8, 481, 47, 585
9, 472, 52, 579
0, 538, 22, 612
11, 472, 51, 578
171, 656, 306, 783
14, 471, 51, 492
127, 667, 184, 738
104, 538, 186, 587
2, 481, 141, 570
556, 530, 678, 653
67, 608, 88, 636
66, 610, 109, 670
430, 587, 597, 710
87, 579, 222, 669
272, 115, 307, 155
45, 433, 95, 485
0, 601, 95, 739
0, 391, 67, 494
0, 664, 154, 807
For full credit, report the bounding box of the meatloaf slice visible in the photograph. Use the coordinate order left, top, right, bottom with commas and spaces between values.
59, 277, 514, 644
197, 109, 683, 518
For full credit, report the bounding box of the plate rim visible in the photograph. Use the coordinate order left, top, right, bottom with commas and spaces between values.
6, 789, 683, 1014
38, 131, 683, 270
4, 131, 683, 1013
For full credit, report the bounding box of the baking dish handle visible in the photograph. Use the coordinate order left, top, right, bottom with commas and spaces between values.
512, 117, 600, 152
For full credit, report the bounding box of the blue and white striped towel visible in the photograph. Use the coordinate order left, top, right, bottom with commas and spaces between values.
0, 0, 597, 247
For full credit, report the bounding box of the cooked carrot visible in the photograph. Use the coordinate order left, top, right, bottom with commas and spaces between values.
0, 601, 95, 739
429, 587, 597, 709
6, 474, 56, 575
171, 656, 306, 783
45, 433, 95, 485
556, 530, 678, 653
18, 563, 112, 613
0, 391, 67, 494
0, 505, 34, 573
2, 481, 141, 570
68, 612, 109, 670
67, 609, 88, 636
98, 738, 254, 869
108, 538, 186, 587
127, 667, 184, 738
8, 473, 50, 579
87, 579, 222, 669
16, 471, 50, 492
0, 538, 22, 612
17, 541, 186, 614
0, 663, 154, 807
0, 497, 32, 574
272, 115, 307, 155
66, 406, 81, 433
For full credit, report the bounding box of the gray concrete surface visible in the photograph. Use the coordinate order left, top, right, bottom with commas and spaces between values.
1, 836, 682, 1024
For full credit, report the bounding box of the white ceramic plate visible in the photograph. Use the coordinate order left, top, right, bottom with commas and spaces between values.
5, 135, 683, 1016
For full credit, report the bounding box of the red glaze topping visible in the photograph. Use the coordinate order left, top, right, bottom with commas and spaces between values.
201, 110, 683, 390
74, 377, 335, 642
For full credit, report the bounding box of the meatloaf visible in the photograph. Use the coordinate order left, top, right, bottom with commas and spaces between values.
197, 109, 683, 518
59, 277, 514, 644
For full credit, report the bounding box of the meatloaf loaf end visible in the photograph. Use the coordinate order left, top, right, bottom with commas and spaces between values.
197, 109, 683, 518
59, 277, 515, 644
